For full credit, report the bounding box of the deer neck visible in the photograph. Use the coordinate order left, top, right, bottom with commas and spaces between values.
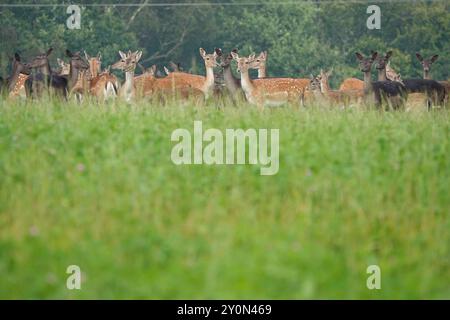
122, 70, 135, 101
223, 65, 240, 93
39, 61, 51, 76
239, 69, 255, 99
320, 78, 330, 94
69, 67, 80, 90
378, 68, 387, 81
8, 70, 20, 92
363, 71, 373, 92
258, 66, 266, 78
203, 65, 215, 95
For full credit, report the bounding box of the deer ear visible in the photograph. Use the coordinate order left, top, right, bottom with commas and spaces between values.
136, 51, 143, 62
214, 48, 223, 56
66, 49, 73, 58
119, 51, 126, 59
249, 53, 256, 60
370, 51, 378, 61
199, 48, 206, 57
14, 52, 20, 61
97, 52, 102, 60
164, 66, 170, 75
355, 52, 364, 61
84, 51, 90, 60
386, 51, 393, 59
231, 48, 238, 54
430, 55, 439, 63
46, 48, 53, 56
416, 53, 424, 62
230, 51, 239, 60
150, 64, 157, 75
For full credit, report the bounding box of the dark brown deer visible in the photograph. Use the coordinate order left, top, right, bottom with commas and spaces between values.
415, 53, 439, 80
25, 48, 68, 99
215, 48, 244, 101
415, 52, 448, 107
355, 51, 407, 109
400, 52, 446, 110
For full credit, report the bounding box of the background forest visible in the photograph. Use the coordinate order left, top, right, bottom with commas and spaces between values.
0, 0, 449, 87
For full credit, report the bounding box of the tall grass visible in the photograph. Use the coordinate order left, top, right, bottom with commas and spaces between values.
0, 98, 449, 299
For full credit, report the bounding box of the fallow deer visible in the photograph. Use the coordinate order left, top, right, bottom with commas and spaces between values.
339, 78, 364, 91
112, 50, 142, 102
215, 48, 244, 101
255, 51, 268, 78
57, 58, 71, 76
84, 51, 119, 101
8, 53, 31, 99
65, 50, 90, 100
317, 69, 361, 107
414, 52, 448, 107
355, 51, 407, 109
162, 48, 218, 99
231, 52, 306, 109
25, 48, 68, 99
400, 52, 446, 110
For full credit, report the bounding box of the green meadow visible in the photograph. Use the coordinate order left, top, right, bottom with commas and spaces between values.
0, 99, 449, 299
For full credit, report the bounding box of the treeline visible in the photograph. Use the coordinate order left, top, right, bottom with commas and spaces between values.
0, 0, 449, 87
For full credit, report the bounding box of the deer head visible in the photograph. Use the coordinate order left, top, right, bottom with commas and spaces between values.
28, 48, 53, 69
252, 51, 268, 70
355, 51, 378, 73
416, 52, 439, 79
12, 53, 31, 76
112, 50, 143, 72
231, 52, 257, 74
66, 50, 89, 71
199, 48, 218, 68
84, 51, 102, 78
376, 51, 393, 71
216, 48, 238, 69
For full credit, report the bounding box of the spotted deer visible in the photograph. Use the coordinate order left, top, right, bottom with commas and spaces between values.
355, 51, 407, 109
231, 52, 307, 109
112, 50, 142, 102
162, 48, 218, 99
8, 53, 31, 99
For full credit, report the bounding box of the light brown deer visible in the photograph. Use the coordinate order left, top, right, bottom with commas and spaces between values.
231, 52, 306, 109
255, 51, 268, 78
112, 50, 142, 102
317, 69, 361, 107
162, 48, 218, 99
85, 51, 119, 101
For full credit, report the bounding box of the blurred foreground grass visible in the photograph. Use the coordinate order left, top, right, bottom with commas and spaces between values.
0, 99, 449, 299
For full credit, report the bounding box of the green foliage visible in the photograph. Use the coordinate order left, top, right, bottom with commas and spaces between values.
0, 1, 448, 86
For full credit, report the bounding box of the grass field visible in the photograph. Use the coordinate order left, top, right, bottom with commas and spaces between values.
0, 99, 449, 299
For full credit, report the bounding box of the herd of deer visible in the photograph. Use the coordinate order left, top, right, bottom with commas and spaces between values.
1, 47, 448, 110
